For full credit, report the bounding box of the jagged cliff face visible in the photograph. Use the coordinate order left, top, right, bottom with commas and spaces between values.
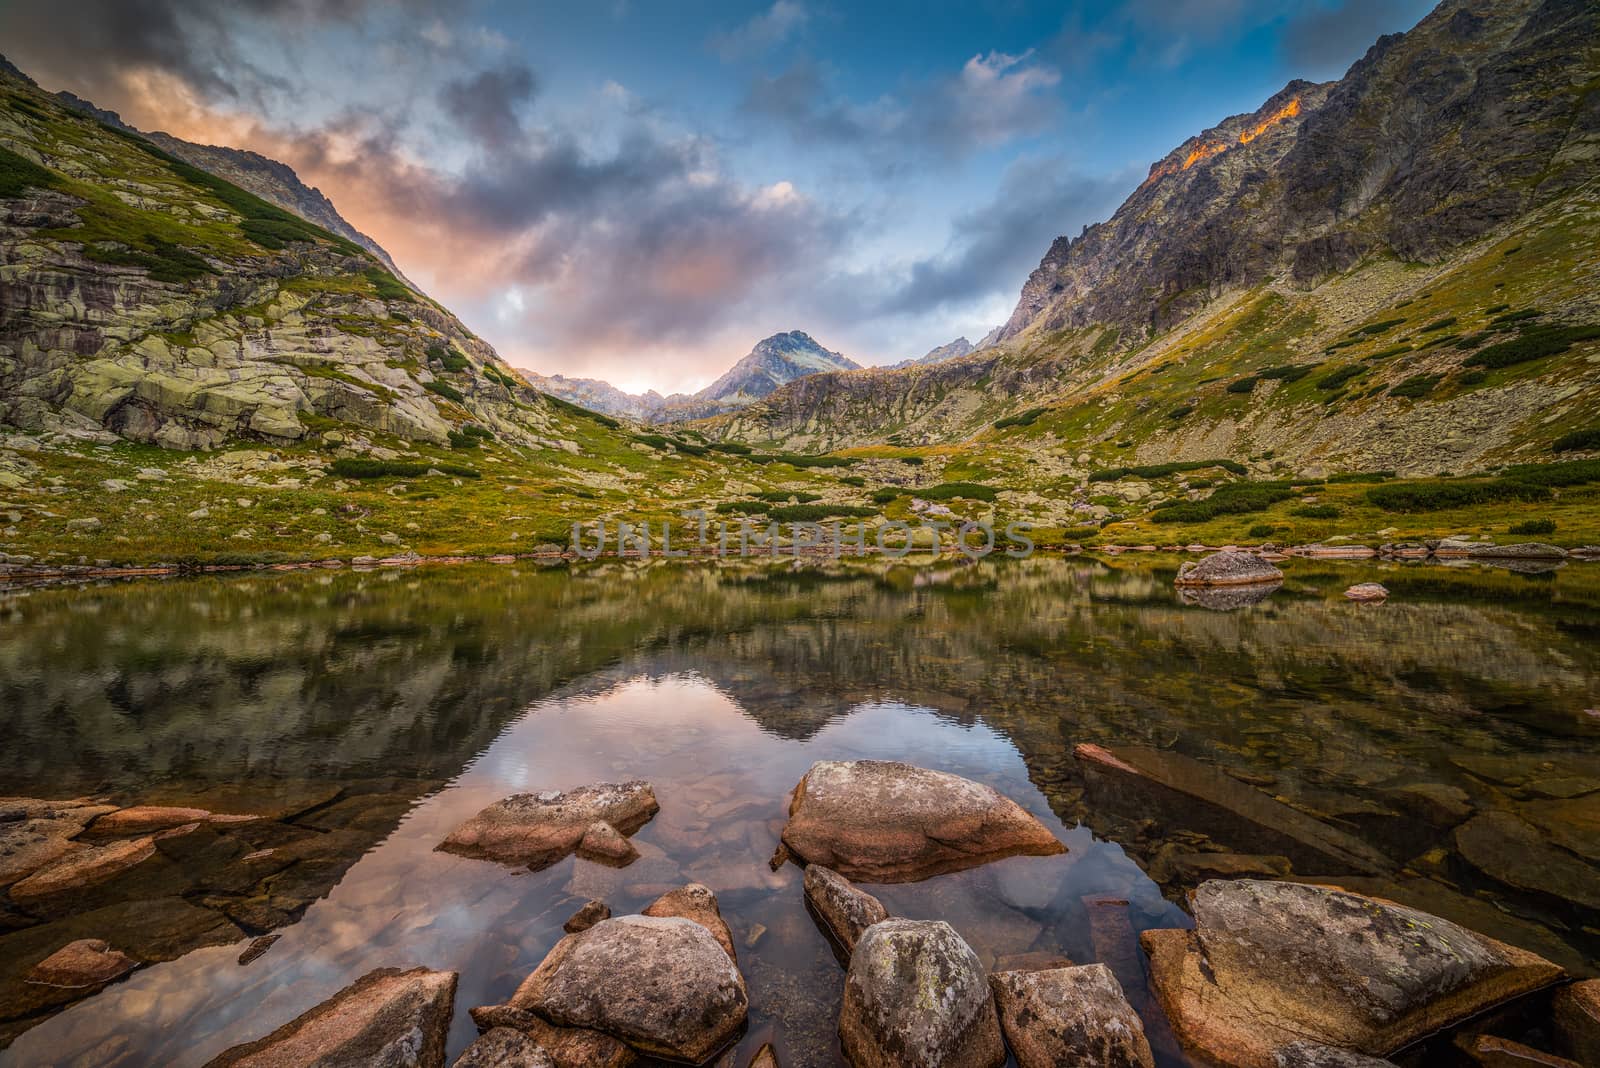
0, 69, 579, 453
701, 0, 1600, 467
1000, 0, 1598, 342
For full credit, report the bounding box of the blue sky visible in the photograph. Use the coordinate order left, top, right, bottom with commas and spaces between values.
1, 0, 1433, 393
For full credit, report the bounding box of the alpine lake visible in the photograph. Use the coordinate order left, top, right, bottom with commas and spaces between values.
1, 552, 1597, 1067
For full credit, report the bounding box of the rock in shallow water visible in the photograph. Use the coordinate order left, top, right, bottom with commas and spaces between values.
1174, 551, 1284, 587
803, 864, 888, 958
203, 966, 457, 1068
1553, 980, 1600, 1065
23, 938, 137, 988
1344, 583, 1389, 602
1274, 1041, 1398, 1067
840, 919, 1005, 1068
989, 962, 1154, 1068
505, 914, 746, 1063
436, 782, 658, 871
452, 1027, 555, 1068
641, 883, 737, 963
780, 760, 1064, 883
1141, 880, 1563, 1068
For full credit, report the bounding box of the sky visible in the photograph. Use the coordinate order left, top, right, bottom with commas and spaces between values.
0, 0, 1433, 394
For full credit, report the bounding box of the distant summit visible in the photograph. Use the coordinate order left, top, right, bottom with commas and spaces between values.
890, 336, 976, 369
525, 330, 860, 422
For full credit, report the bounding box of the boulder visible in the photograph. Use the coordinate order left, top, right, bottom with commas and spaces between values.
1141, 880, 1564, 1068
989, 963, 1154, 1068
0, 799, 119, 887
1469, 543, 1567, 560
437, 782, 658, 871
1174, 552, 1283, 587
24, 938, 137, 988
506, 915, 746, 1063
1074, 744, 1390, 875
780, 761, 1064, 882
87, 806, 258, 836
1274, 1042, 1398, 1067
203, 966, 457, 1068
803, 865, 888, 958
563, 900, 610, 934
576, 821, 639, 866
453, 1028, 555, 1068
839, 919, 1005, 1068
1454, 812, 1600, 910
642, 884, 737, 963
1344, 583, 1388, 602
468, 1005, 636, 1068
1553, 980, 1600, 1065
8, 836, 159, 904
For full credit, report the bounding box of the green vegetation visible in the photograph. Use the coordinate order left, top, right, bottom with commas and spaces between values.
1490, 308, 1541, 325
0, 144, 60, 196
364, 266, 411, 302
1247, 523, 1277, 538
1226, 377, 1258, 393
448, 425, 494, 450
920, 482, 999, 502
993, 407, 1047, 429
1290, 504, 1340, 518
708, 441, 752, 455
900, 456, 925, 466
1419, 317, 1458, 332
330, 459, 480, 480
539, 392, 620, 429
1389, 373, 1444, 399
424, 380, 464, 404
1364, 344, 1412, 361
1509, 518, 1556, 535
1553, 428, 1600, 453
1366, 479, 1550, 512
1326, 471, 1393, 483
1089, 459, 1247, 482
1166, 404, 1195, 420
871, 488, 902, 504
754, 490, 820, 503
1149, 481, 1296, 523
768, 503, 877, 522
1352, 318, 1406, 335
750, 453, 857, 468
1463, 324, 1600, 370
428, 344, 469, 372
1499, 459, 1600, 487
82, 236, 212, 283
1316, 365, 1365, 390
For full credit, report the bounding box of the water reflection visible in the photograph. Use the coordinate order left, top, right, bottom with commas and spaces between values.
1, 555, 1597, 1064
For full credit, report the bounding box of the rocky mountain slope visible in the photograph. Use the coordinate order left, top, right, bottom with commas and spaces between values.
700, 0, 1600, 475
529, 329, 859, 422
890, 336, 976, 369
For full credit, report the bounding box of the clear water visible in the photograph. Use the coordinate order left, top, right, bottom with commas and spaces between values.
1, 555, 1596, 1066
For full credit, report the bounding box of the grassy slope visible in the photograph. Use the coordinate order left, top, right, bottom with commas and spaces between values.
1, 74, 1598, 568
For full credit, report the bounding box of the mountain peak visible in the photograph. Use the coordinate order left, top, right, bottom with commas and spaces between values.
697, 331, 860, 403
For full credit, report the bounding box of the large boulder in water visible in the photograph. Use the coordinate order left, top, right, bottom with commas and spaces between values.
804, 864, 888, 958
1141, 880, 1563, 1068
780, 761, 1064, 882
503, 914, 746, 1063
1175, 551, 1284, 587
840, 919, 1005, 1068
436, 782, 658, 871
989, 963, 1154, 1068
203, 966, 457, 1068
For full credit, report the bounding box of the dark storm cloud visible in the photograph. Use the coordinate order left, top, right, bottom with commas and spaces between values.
438, 63, 538, 150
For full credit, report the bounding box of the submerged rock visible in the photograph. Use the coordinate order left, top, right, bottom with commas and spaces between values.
1274, 1042, 1398, 1067
0, 799, 119, 887
839, 919, 1005, 1068
780, 760, 1064, 882
1553, 980, 1600, 1065
453, 1027, 555, 1068
1174, 551, 1283, 587
1469, 543, 1567, 560
504, 914, 746, 1063
86, 806, 258, 836
1074, 744, 1390, 875
468, 1005, 636, 1068
1344, 583, 1389, 602
803, 864, 888, 958
1141, 880, 1563, 1068
1454, 811, 1600, 910
203, 966, 457, 1068
23, 938, 137, 988
989, 963, 1154, 1068
563, 900, 610, 934
8, 836, 159, 905
1454, 1034, 1580, 1066
576, 821, 639, 866
437, 782, 658, 871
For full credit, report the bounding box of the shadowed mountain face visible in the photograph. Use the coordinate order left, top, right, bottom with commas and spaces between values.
526, 330, 860, 421
997, 0, 1598, 342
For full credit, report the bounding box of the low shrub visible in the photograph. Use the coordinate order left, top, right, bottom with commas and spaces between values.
1088, 459, 1246, 481
1419, 317, 1458, 332
1389, 373, 1444, 399
1464, 324, 1600, 370
1366, 479, 1549, 512
752, 453, 857, 468
839, 475, 866, 486
1351, 318, 1406, 336
364, 267, 411, 302
1499, 459, 1600, 487
754, 490, 821, 503
1552, 428, 1600, 453
424, 380, 464, 404
1149, 481, 1297, 523
1259, 364, 1317, 382
1490, 309, 1541, 325
1460, 369, 1490, 385
1290, 504, 1340, 518
427, 344, 469, 372
1226, 377, 1259, 394
708, 441, 752, 454
921, 482, 999, 502
714, 500, 769, 515
1509, 518, 1556, 535
83, 236, 213, 283
1167, 404, 1195, 420
1326, 471, 1393, 483
1364, 344, 1413, 361
1247, 523, 1277, 538
1316, 365, 1366, 390
1484, 303, 1510, 315
900, 456, 925, 466
870, 488, 901, 504
993, 407, 1047, 430
330, 458, 479, 479
768, 503, 876, 522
